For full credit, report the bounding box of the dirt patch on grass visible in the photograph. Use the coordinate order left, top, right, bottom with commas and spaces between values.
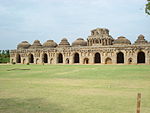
7, 68, 31, 71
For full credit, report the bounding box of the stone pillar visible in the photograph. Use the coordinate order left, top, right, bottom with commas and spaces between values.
107, 39, 109, 45
147, 52, 150, 65
145, 51, 149, 65
104, 39, 106, 45
133, 52, 137, 64
112, 53, 117, 64
101, 56, 105, 64
124, 56, 128, 65
70, 54, 74, 64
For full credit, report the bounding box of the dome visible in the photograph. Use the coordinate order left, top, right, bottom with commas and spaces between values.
72, 38, 87, 46
30, 40, 42, 49
17, 41, 31, 49
43, 40, 57, 48
113, 36, 131, 45
134, 34, 148, 44
58, 38, 70, 47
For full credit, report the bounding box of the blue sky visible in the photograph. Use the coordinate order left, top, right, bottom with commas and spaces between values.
0, 0, 149, 50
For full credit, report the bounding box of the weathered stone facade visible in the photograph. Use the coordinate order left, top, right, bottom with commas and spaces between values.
10, 28, 150, 65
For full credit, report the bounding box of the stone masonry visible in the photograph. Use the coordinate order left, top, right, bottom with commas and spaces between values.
10, 28, 150, 65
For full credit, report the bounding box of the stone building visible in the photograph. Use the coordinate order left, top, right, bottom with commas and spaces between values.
10, 28, 150, 65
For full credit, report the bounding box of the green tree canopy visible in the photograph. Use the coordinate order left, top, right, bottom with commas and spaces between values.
146, 0, 150, 15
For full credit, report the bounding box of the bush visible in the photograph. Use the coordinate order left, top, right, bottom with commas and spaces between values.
12, 62, 16, 65
27, 63, 30, 65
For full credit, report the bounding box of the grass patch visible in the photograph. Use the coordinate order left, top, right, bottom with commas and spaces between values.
0, 64, 150, 113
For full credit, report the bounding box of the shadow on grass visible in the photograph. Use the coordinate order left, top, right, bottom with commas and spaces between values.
7, 68, 31, 71
0, 98, 69, 113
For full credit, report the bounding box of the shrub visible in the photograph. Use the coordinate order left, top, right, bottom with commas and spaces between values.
12, 62, 16, 65
27, 63, 30, 65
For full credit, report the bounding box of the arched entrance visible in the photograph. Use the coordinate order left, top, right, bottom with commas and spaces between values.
83, 58, 89, 64
137, 51, 145, 63
29, 54, 34, 63
16, 54, 21, 63
43, 53, 48, 63
50, 58, 53, 64
23, 59, 26, 64
36, 59, 39, 64
105, 57, 112, 64
117, 52, 124, 63
66, 58, 69, 64
74, 53, 80, 63
128, 58, 132, 64
94, 53, 101, 63
58, 53, 63, 63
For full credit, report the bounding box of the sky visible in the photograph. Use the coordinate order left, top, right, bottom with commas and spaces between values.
0, 0, 149, 50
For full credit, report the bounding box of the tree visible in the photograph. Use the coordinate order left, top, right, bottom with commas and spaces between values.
146, 0, 150, 15
2, 50, 5, 55
5, 50, 10, 57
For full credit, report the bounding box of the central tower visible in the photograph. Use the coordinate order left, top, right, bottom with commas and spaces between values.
87, 28, 114, 46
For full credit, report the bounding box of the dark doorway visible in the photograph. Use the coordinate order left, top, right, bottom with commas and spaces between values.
84, 58, 89, 64
16, 54, 21, 63
117, 52, 124, 63
74, 53, 80, 63
94, 53, 101, 63
43, 53, 48, 63
58, 53, 63, 63
29, 54, 34, 63
66, 58, 69, 64
128, 58, 132, 64
137, 52, 145, 63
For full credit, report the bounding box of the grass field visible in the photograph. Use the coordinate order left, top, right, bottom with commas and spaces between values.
0, 64, 150, 113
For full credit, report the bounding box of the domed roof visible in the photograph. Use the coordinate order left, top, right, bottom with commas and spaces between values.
72, 38, 87, 46
134, 34, 148, 44
17, 41, 31, 49
58, 38, 70, 47
30, 40, 42, 49
113, 36, 131, 45
43, 40, 57, 48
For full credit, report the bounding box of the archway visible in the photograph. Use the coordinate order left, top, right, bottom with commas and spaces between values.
117, 52, 124, 63
74, 53, 80, 63
43, 53, 48, 63
29, 54, 34, 63
58, 53, 63, 63
128, 58, 132, 64
23, 59, 26, 64
83, 58, 89, 64
36, 59, 39, 64
105, 57, 112, 64
50, 58, 53, 64
94, 53, 101, 63
137, 51, 145, 63
66, 58, 69, 64
16, 54, 21, 63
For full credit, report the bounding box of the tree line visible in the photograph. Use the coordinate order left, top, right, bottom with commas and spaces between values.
0, 50, 10, 63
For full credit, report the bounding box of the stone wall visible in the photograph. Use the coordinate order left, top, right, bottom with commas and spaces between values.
10, 28, 150, 65
10, 44, 150, 65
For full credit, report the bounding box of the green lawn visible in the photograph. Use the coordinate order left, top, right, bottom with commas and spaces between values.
0, 64, 150, 113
